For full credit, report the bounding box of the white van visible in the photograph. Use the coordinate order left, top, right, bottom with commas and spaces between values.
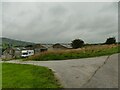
21, 50, 34, 58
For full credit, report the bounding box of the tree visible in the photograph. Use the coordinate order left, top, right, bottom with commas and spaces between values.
71, 39, 84, 49
105, 37, 116, 44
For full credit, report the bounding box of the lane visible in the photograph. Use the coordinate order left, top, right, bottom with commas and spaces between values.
82, 54, 118, 88
3, 54, 118, 88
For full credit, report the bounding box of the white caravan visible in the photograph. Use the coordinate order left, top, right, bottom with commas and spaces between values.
21, 50, 34, 58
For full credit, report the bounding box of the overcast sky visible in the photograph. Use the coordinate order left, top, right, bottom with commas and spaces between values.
2, 2, 118, 44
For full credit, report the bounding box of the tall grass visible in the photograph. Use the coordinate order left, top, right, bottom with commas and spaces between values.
26, 44, 120, 61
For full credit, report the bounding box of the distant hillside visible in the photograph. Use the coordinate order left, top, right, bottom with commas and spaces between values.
1, 37, 35, 48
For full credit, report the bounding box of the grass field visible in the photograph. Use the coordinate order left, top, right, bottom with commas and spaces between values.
2, 63, 62, 88
27, 44, 120, 61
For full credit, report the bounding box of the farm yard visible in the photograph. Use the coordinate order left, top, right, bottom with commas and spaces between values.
2, 50, 119, 88
26, 44, 120, 61
2, 2, 119, 88
1, 44, 119, 88
2, 37, 119, 61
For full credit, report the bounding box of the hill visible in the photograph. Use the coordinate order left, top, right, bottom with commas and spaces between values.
1, 37, 35, 48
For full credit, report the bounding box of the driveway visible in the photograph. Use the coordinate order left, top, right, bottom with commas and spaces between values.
2, 54, 118, 88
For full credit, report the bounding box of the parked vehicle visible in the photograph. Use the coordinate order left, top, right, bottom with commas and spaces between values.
21, 50, 34, 58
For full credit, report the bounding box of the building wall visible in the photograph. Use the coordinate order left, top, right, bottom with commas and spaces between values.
34, 48, 47, 54
3, 48, 21, 59
14, 50, 21, 58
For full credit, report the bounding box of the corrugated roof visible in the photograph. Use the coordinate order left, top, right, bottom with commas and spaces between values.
60, 44, 72, 48
53, 43, 72, 48
41, 44, 53, 48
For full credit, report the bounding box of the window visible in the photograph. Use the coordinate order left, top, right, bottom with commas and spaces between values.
22, 53, 28, 55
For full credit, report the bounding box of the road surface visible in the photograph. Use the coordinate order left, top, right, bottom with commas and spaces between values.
2, 54, 118, 88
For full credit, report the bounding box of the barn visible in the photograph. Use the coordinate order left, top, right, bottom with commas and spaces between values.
25, 44, 47, 54
52, 43, 72, 50
2, 48, 22, 59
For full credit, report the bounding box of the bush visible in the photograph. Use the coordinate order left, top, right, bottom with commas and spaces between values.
105, 37, 116, 44
71, 39, 84, 49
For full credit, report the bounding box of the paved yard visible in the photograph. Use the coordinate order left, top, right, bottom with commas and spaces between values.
2, 54, 118, 88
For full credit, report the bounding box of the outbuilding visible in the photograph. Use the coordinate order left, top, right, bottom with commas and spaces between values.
52, 43, 72, 50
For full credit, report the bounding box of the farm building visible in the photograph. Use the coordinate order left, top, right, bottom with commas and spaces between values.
34, 44, 47, 53
2, 47, 22, 59
25, 44, 47, 54
41, 44, 53, 50
2, 44, 47, 59
52, 43, 72, 50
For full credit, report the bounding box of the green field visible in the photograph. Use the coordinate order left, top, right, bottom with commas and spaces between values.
27, 44, 120, 61
2, 63, 62, 88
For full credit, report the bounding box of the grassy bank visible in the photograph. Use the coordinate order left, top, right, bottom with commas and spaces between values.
27, 44, 120, 61
2, 63, 62, 88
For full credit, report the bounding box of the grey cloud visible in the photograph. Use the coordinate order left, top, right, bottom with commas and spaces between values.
2, 2, 118, 44
49, 5, 67, 16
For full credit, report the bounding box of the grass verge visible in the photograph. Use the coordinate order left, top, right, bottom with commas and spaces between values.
2, 63, 62, 88
26, 44, 120, 61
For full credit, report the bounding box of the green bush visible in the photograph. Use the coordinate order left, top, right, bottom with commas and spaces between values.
105, 37, 116, 44
71, 39, 84, 49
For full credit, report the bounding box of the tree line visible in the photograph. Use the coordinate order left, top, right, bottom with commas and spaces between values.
71, 37, 117, 49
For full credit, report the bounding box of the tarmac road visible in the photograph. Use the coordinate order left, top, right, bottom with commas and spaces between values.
3, 53, 118, 88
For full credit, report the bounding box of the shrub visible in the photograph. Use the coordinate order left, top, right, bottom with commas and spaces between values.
105, 37, 116, 44
71, 39, 84, 49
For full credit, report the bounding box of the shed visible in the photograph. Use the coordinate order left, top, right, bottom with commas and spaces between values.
52, 43, 72, 50
25, 44, 47, 54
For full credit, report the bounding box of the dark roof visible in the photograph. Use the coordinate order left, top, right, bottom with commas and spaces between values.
41, 44, 53, 48
53, 43, 72, 49
61, 44, 72, 48
24, 44, 47, 50
33, 44, 46, 48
